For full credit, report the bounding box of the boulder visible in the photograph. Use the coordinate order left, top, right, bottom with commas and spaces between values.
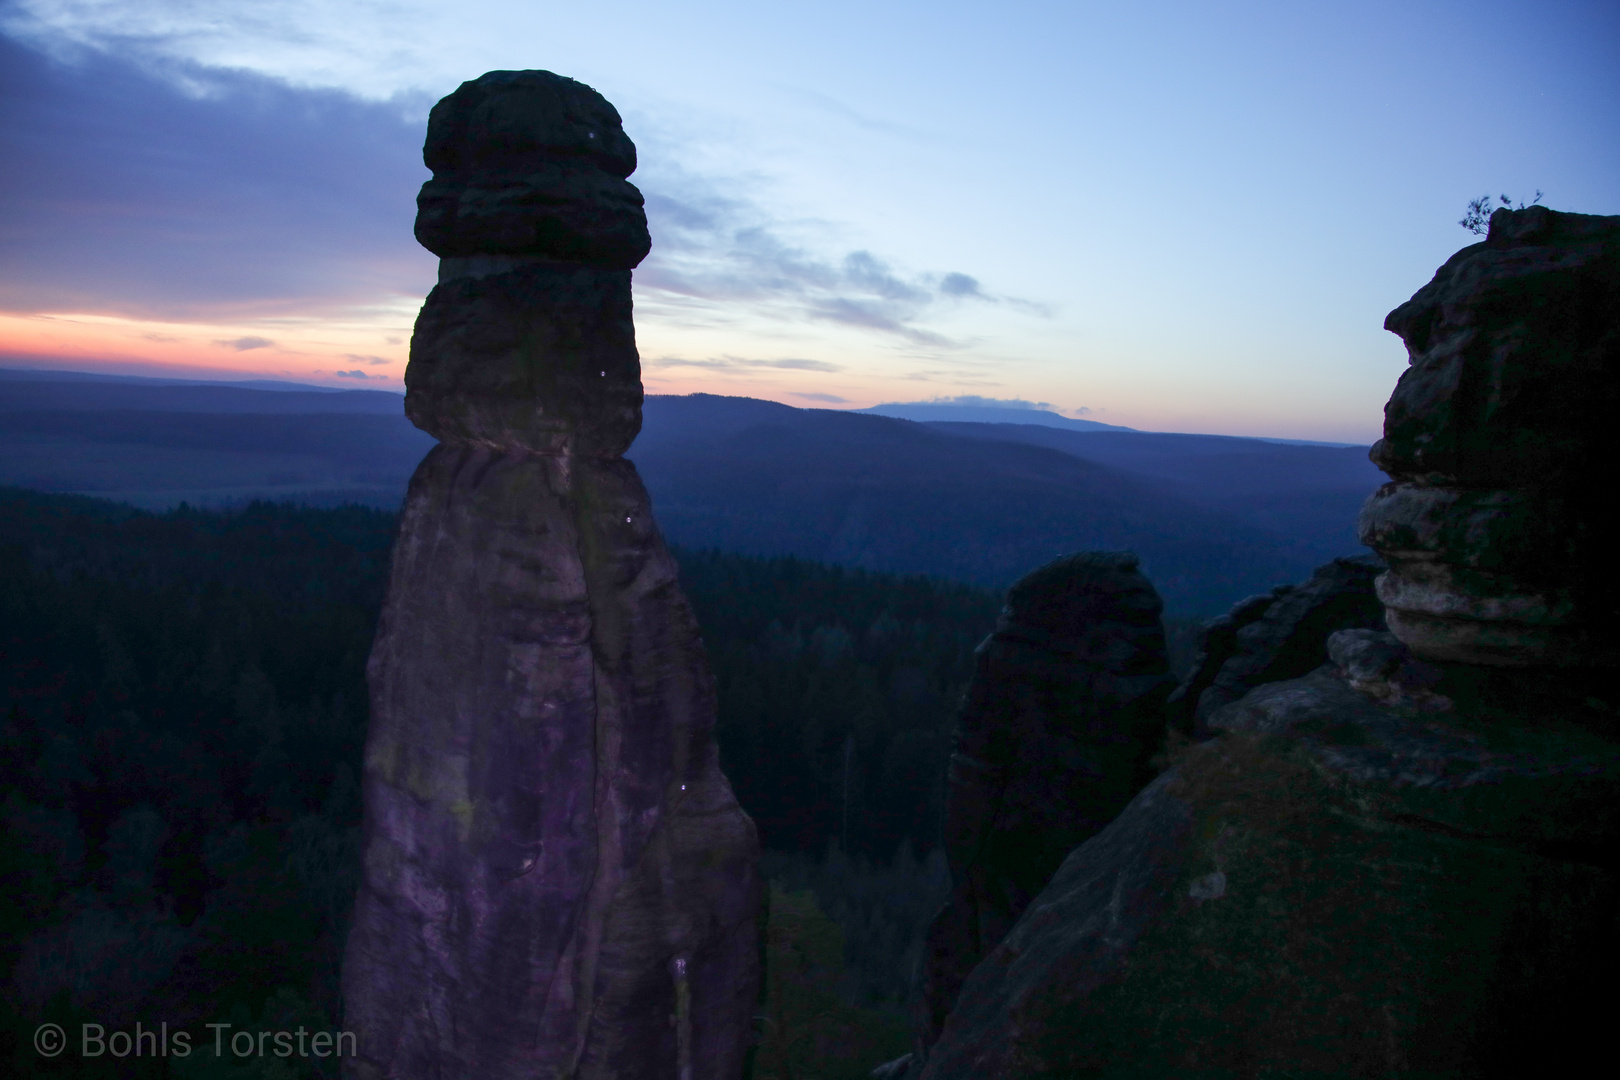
342, 71, 761, 1080
1164, 554, 1386, 739
912, 551, 1175, 1065
1360, 206, 1620, 666
1326, 627, 1451, 711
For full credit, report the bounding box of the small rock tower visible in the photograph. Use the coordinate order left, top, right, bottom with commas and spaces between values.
1359, 206, 1620, 667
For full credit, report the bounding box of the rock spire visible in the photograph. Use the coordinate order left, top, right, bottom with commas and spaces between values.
912, 551, 1175, 1067
342, 71, 762, 1080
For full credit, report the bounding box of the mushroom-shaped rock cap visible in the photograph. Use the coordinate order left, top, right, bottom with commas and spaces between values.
424, 69, 637, 178
416, 70, 651, 269
1372, 206, 1620, 488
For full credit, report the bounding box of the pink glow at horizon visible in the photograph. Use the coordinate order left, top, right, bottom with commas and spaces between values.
0, 311, 408, 388
0, 308, 1371, 440
0, 311, 933, 410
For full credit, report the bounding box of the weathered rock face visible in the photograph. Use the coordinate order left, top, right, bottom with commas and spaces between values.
405, 263, 643, 455
1164, 554, 1386, 739
342, 71, 761, 1080
1360, 206, 1620, 667
912, 552, 1175, 1066
406, 71, 650, 455
914, 655, 1620, 1078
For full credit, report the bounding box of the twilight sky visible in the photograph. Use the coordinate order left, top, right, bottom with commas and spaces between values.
1, 0, 1616, 441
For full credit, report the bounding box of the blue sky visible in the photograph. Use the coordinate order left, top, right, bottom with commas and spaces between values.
1, 0, 1616, 441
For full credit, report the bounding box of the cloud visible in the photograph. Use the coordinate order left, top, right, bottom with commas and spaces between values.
767, 85, 928, 139
939, 273, 982, 298
899, 369, 1002, 386
646, 355, 844, 373
840, 251, 930, 304
792, 391, 850, 403
883, 394, 1097, 416
216, 335, 274, 351
0, 25, 1040, 351
805, 296, 951, 347
924, 394, 1051, 410
345, 353, 392, 366
332, 368, 380, 379
632, 161, 1036, 348
0, 29, 434, 321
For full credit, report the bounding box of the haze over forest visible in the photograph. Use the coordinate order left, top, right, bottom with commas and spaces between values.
0, 370, 1388, 616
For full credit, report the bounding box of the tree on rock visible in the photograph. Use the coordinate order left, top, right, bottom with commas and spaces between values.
1460, 189, 1543, 234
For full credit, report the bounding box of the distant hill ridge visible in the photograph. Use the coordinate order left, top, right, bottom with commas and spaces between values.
3, 371, 1361, 447
0, 374, 1384, 614
0, 366, 369, 393
855, 400, 1140, 432
854, 398, 1361, 448
0, 368, 406, 413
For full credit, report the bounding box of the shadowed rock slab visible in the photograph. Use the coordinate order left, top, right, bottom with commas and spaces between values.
913, 551, 1175, 1064
913, 657, 1620, 1078
1361, 206, 1620, 667
343, 69, 760, 1080
1165, 554, 1386, 739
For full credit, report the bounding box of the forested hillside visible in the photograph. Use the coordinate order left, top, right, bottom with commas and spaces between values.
0, 492, 387, 1077
0, 489, 1209, 1074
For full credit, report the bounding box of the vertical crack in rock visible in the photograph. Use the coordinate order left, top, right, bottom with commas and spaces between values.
342, 70, 761, 1080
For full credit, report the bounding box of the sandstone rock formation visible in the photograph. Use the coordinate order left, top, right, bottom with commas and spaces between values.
910, 552, 1175, 1067
896, 209, 1620, 1078
1164, 553, 1386, 739
342, 71, 761, 1080
414, 70, 651, 271
913, 657, 1620, 1078
1359, 206, 1620, 667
